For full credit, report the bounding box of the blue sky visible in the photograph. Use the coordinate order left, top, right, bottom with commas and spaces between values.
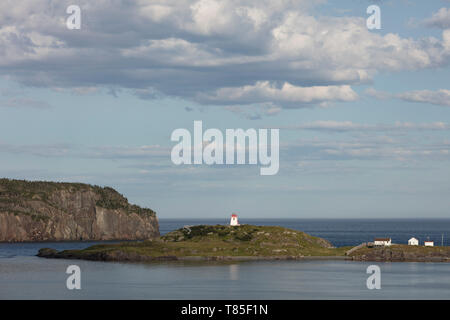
1, 0, 450, 218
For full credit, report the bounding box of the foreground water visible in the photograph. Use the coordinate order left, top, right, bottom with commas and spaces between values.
2, 256, 450, 299
1, 219, 449, 299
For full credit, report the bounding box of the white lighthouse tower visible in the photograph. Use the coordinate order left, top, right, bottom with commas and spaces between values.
230, 213, 240, 226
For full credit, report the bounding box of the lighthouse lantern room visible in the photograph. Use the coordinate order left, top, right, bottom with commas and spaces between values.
230, 214, 240, 226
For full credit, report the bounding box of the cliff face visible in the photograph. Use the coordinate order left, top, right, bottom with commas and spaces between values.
0, 179, 159, 242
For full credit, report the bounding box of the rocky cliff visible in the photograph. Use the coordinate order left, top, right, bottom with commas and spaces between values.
0, 179, 159, 242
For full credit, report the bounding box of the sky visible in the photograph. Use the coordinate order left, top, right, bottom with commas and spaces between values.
0, 0, 450, 218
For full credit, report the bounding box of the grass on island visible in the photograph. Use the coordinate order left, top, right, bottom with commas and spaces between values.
55, 224, 352, 259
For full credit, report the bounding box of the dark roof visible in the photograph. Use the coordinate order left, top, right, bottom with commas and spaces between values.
374, 238, 391, 241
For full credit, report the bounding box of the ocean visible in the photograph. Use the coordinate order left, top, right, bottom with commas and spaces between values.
0, 219, 449, 299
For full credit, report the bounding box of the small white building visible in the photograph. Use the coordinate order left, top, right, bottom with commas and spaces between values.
408, 237, 419, 246
230, 213, 240, 226
374, 238, 392, 246
424, 241, 434, 247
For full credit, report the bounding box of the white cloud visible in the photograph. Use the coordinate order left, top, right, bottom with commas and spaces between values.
279, 121, 450, 132
197, 81, 358, 107
0, 142, 170, 159
367, 87, 450, 107
397, 89, 450, 107
425, 7, 450, 29
284, 135, 450, 162
224, 103, 281, 120
87, 145, 170, 159
0, 97, 52, 109
0, 0, 449, 111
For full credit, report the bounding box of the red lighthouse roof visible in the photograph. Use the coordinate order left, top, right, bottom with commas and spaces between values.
231, 214, 237, 217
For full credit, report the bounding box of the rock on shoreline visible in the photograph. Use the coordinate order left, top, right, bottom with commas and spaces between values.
349, 244, 450, 262
37, 247, 349, 262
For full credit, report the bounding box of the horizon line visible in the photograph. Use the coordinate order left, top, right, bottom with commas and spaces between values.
158, 217, 450, 220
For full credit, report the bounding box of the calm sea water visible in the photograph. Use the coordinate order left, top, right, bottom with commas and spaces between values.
1, 219, 449, 299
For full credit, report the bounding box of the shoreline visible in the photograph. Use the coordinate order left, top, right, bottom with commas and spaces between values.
36, 248, 350, 262
36, 248, 450, 263
152, 255, 352, 261
0, 239, 137, 244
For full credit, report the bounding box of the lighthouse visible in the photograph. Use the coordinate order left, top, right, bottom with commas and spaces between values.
230, 213, 240, 226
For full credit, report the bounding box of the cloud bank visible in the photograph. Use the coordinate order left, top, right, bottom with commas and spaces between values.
1, 0, 450, 111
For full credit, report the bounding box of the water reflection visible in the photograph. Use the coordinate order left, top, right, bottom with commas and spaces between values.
229, 264, 239, 281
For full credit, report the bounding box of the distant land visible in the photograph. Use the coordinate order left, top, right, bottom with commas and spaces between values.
0, 178, 159, 242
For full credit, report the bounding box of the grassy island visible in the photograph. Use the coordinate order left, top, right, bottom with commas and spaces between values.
37, 224, 450, 263
37, 224, 351, 261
